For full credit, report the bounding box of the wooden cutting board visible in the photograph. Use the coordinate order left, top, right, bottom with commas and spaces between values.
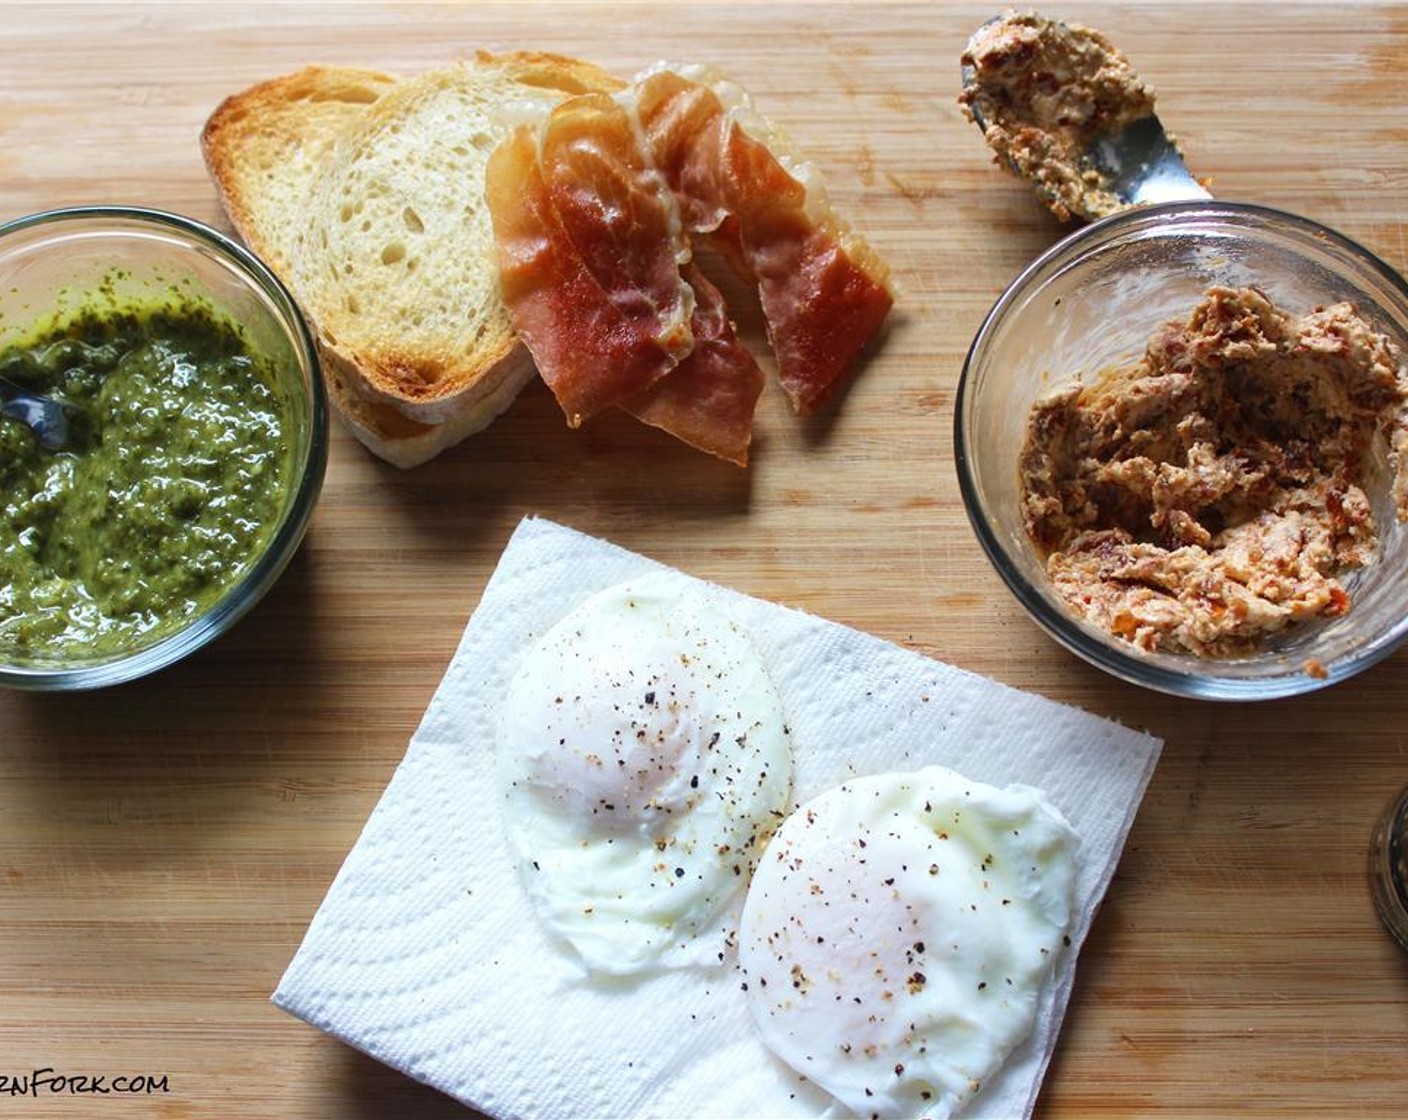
3, 3, 1407, 1117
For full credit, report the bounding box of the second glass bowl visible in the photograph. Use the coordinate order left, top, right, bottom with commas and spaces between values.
956, 201, 1408, 700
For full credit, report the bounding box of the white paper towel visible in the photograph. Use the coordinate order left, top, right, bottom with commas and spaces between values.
274, 516, 1162, 1120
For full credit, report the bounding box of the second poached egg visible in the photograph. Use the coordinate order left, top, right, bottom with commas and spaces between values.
738, 765, 1079, 1119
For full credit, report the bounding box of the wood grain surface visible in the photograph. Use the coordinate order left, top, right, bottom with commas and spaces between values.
3, 3, 1408, 1117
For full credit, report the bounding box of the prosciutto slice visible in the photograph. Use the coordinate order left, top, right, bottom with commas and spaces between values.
622, 262, 765, 466
634, 67, 894, 414
485, 91, 694, 427
488, 88, 768, 464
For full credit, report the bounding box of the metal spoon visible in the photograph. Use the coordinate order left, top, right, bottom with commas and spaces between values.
960, 16, 1210, 221
1084, 113, 1211, 211
0, 375, 75, 452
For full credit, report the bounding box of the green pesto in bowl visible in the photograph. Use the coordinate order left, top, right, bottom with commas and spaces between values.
0, 285, 293, 661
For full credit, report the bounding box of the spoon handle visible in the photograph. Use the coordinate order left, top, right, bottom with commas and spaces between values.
0, 375, 72, 452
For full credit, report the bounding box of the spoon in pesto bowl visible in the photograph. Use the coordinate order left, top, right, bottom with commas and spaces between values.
0, 374, 76, 452
958, 10, 1210, 222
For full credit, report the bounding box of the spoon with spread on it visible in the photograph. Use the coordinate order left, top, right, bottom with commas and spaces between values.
958, 10, 1210, 222
0, 375, 76, 452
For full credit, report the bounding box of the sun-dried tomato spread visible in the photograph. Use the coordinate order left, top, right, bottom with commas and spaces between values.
1020, 286, 1408, 656
959, 10, 1158, 222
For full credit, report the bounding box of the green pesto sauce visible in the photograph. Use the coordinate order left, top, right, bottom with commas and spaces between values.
0, 298, 291, 661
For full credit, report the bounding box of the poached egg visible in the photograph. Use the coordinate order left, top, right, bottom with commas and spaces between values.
497, 572, 793, 975
738, 765, 1079, 1119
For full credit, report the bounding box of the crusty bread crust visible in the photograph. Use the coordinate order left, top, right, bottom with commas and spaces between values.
481, 48, 627, 98
322, 344, 537, 469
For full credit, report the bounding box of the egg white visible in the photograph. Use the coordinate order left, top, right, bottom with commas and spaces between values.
738, 766, 1079, 1120
497, 572, 793, 975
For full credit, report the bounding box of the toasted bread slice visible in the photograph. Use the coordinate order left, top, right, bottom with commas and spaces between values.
201, 65, 399, 277
322, 343, 536, 469
289, 51, 623, 427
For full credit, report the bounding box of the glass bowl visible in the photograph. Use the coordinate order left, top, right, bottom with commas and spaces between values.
956, 201, 1408, 700
0, 206, 326, 690
1370, 781, 1408, 953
